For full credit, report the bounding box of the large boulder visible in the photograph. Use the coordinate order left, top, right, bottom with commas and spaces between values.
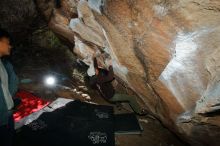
36, 0, 220, 145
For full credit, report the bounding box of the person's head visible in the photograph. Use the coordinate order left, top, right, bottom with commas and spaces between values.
55, 0, 61, 8
0, 29, 12, 57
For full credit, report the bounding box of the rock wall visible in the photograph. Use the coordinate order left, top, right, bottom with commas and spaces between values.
36, 0, 220, 145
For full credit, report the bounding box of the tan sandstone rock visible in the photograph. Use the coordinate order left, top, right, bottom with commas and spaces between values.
36, 0, 220, 145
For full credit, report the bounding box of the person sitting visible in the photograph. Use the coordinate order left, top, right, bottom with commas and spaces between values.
89, 57, 147, 116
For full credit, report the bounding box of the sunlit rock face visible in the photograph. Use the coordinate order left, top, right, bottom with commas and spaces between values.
36, 0, 220, 145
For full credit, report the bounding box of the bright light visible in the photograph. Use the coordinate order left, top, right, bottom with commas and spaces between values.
45, 76, 56, 86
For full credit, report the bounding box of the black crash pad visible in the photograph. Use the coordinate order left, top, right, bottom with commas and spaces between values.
15, 100, 115, 146
114, 113, 143, 135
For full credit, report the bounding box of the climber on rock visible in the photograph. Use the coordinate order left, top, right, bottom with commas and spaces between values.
89, 57, 147, 116
0, 28, 19, 146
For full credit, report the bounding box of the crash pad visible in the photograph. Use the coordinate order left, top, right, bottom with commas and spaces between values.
15, 100, 115, 146
13, 90, 50, 122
